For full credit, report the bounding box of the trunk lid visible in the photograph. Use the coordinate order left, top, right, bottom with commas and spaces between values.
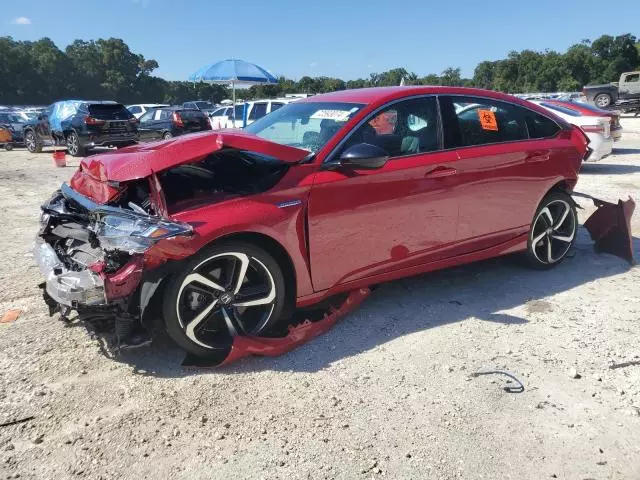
69, 131, 311, 203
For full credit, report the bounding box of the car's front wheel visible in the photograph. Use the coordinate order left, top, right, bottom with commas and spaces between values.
525, 191, 577, 269
163, 241, 287, 357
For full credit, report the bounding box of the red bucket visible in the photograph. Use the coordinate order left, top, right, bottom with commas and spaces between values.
52, 150, 66, 167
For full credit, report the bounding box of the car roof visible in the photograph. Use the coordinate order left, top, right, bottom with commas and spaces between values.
296, 86, 528, 106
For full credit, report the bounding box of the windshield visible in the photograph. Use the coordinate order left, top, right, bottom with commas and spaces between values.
244, 102, 364, 153
195, 101, 215, 110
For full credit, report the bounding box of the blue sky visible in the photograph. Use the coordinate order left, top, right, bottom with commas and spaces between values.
3, 0, 639, 81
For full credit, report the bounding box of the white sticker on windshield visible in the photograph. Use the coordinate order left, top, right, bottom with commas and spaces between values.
310, 109, 351, 121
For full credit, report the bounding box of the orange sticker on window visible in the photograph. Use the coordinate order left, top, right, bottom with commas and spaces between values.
478, 109, 498, 131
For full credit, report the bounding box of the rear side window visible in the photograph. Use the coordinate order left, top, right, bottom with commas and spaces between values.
525, 111, 560, 139
128, 106, 141, 114
270, 102, 284, 112
440, 96, 528, 148
249, 103, 268, 120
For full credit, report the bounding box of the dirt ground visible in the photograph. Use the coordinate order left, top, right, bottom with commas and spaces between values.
1, 118, 639, 480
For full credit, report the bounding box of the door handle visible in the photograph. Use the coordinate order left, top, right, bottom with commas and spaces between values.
425, 166, 458, 178
526, 151, 550, 163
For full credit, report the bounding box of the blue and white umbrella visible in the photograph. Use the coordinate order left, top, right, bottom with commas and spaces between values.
188, 59, 278, 119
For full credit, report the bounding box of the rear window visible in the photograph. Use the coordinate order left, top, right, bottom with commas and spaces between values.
568, 102, 609, 115
179, 109, 206, 120
87, 103, 133, 120
539, 102, 581, 117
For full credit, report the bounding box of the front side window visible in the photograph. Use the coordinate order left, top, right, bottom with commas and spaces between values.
440, 96, 528, 148
335, 96, 440, 158
249, 103, 268, 120
244, 102, 363, 153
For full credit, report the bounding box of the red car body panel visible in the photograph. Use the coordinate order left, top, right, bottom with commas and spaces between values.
63, 86, 586, 310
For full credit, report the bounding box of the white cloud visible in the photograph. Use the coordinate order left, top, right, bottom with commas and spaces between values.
131, 0, 151, 7
309, 61, 318, 68
11, 17, 31, 25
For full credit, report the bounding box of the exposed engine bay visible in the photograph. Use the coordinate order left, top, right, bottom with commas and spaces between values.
35, 148, 290, 350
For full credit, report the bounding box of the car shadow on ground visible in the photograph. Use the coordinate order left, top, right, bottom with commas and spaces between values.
580, 162, 640, 175
612, 148, 640, 155
113, 230, 637, 377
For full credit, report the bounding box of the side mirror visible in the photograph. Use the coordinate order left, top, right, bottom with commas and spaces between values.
338, 143, 389, 169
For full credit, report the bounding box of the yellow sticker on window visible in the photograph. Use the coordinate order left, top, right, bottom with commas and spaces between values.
478, 109, 498, 131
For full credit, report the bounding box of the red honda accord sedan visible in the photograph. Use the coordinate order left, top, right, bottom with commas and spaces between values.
36, 87, 589, 356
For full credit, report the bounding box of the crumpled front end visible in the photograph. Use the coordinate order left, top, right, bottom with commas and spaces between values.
35, 183, 193, 345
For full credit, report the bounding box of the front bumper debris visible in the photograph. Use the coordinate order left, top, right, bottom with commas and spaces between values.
34, 241, 106, 307
183, 288, 372, 368
577, 194, 635, 264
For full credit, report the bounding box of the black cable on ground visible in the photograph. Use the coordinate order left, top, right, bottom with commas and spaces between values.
471, 370, 525, 393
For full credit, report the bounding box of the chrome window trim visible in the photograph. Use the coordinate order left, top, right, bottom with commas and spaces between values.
323, 92, 564, 165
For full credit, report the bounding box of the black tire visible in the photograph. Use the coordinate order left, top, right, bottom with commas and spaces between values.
525, 191, 577, 270
594, 93, 612, 108
66, 131, 87, 157
163, 132, 173, 140
24, 131, 42, 153
4, 144, 13, 151
163, 241, 287, 357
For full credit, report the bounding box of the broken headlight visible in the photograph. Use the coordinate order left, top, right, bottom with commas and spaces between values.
94, 214, 192, 253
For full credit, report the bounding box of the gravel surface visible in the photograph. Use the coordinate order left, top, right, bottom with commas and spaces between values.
1, 118, 639, 480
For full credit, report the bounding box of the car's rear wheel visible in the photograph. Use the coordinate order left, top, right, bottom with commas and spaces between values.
163, 241, 286, 357
594, 93, 612, 108
25, 131, 42, 153
163, 132, 173, 140
66, 131, 86, 157
525, 191, 577, 269
4, 143, 13, 151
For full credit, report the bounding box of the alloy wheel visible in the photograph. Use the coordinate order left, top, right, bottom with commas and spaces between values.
594, 94, 611, 108
530, 199, 576, 265
175, 252, 277, 349
25, 132, 36, 152
67, 133, 78, 156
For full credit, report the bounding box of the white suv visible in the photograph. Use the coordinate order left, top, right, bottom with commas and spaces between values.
209, 98, 297, 129
126, 104, 170, 119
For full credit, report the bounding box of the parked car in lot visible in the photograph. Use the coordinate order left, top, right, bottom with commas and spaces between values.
137, 106, 211, 141
0, 110, 36, 145
35, 86, 589, 356
126, 104, 170, 119
183, 100, 218, 115
582, 71, 640, 108
210, 99, 291, 129
532, 100, 613, 162
23, 101, 138, 156
542, 100, 622, 142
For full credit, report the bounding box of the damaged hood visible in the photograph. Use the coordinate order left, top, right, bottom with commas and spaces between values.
77, 131, 311, 183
